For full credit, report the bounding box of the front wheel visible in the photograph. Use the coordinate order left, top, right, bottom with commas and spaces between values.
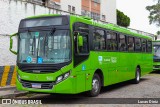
86, 73, 101, 97
133, 67, 141, 84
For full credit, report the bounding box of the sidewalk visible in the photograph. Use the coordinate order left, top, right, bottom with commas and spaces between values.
0, 86, 28, 98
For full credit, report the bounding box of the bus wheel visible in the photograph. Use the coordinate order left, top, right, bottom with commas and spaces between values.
86, 73, 101, 97
133, 67, 141, 84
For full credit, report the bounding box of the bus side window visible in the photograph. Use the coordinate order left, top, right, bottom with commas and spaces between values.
142, 39, 147, 52
119, 34, 127, 51
128, 36, 134, 52
93, 29, 105, 50
147, 40, 152, 53
135, 38, 141, 52
106, 32, 118, 51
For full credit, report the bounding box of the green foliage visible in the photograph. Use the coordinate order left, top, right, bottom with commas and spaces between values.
117, 9, 130, 27
146, 0, 160, 26
157, 31, 160, 35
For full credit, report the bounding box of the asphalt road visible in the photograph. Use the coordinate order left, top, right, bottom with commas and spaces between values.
16, 71, 160, 105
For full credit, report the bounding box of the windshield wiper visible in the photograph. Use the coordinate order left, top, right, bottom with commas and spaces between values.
26, 29, 35, 55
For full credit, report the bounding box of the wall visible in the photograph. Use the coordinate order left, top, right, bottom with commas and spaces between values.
101, 0, 117, 24
0, 0, 52, 66
61, 0, 81, 14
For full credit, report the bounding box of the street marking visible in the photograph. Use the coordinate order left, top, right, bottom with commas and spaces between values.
10, 66, 17, 86
1, 66, 10, 86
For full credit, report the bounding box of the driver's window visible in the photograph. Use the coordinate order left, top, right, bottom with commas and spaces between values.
78, 33, 89, 53
74, 22, 89, 54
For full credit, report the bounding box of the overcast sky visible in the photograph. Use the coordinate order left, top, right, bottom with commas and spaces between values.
117, 0, 159, 34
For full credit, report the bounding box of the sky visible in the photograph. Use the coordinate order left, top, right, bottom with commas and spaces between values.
117, 0, 159, 35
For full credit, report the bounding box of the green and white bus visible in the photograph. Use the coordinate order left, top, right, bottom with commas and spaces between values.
10, 15, 153, 96
153, 40, 160, 70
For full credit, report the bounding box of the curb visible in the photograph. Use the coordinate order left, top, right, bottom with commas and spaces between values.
0, 86, 29, 98
0, 86, 16, 91
0, 91, 29, 99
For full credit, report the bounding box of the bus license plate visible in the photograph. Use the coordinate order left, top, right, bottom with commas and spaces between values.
32, 84, 41, 89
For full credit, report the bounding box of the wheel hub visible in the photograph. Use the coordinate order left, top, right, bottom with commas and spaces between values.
92, 79, 99, 92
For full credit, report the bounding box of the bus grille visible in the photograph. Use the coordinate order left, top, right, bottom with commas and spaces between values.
154, 65, 160, 68
154, 59, 160, 62
21, 80, 54, 89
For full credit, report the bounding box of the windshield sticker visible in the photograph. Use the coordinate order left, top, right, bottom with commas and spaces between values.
38, 57, 43, 64
26, 56, 32, 63
35, 32, 39, 37
82, 65, 86, 71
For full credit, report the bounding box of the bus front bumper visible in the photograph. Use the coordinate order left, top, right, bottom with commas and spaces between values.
16, 76, 76, 94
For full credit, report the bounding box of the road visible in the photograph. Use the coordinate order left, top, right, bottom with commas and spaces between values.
15, 71, 160, 105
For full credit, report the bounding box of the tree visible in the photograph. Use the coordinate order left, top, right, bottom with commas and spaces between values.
146, 0, 160, 26
117, 9, 130, 27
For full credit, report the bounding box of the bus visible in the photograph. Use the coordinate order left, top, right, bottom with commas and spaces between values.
153, 40, 160, 70
10, 14, 153, 97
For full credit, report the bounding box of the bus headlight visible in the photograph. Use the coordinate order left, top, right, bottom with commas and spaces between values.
57, 76, 63, 83
64, 72, 70, 79
17, 74, 21, 82
56, 71, 70, 84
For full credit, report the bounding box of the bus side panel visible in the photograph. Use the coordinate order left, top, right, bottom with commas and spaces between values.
141, 54, 153, 76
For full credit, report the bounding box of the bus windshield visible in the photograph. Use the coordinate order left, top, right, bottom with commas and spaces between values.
154, 45, 160, 57
18, 30, 71, 64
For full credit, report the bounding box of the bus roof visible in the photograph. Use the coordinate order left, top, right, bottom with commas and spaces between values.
25, 14, 152, 40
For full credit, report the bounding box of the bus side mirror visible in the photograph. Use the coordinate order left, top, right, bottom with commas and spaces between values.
10, 33, 18, 55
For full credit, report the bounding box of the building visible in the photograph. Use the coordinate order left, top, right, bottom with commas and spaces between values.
31, 0, 116, 24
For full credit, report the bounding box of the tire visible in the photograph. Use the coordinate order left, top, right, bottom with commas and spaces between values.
133, 67, 141, 84
86, 73, 101, 97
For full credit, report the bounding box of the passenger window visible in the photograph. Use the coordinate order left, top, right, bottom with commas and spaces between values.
93, 29, 106, 50
128, 37, 134, 52
106, 32, 118, 51
135, 38, 141, 52
119, 34, 127, 51
142, 39, 147, 52
147, 40, 152, 53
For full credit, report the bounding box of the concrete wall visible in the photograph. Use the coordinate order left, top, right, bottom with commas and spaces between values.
0, 0, 52, 66
61, 0, 81, 14
102, 0, 117, 24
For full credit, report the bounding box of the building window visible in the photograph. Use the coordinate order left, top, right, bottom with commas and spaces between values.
68, 5, 71, 12
91, 12, 100, 20
72, 6, 75, 13
102, 15, 106, 21
92, 0, 100, 3
81, 9, 90, 17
